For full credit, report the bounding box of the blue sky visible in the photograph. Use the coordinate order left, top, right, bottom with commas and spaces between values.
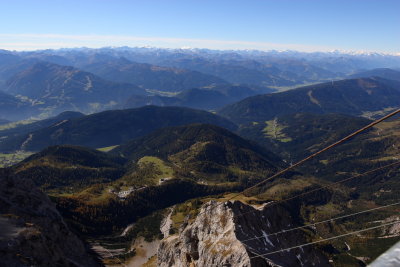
0, 0, 399, 53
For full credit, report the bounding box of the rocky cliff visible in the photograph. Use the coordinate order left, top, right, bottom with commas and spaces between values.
0, 169, 102, 267
158, 200, 330, 267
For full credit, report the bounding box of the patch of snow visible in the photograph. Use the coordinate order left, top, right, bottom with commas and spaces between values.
121, 223, 134, 237
297, 253, 304, 266
261, 230, 274, 247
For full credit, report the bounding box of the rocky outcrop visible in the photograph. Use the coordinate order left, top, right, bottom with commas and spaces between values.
0, 169, 102, 267
158, 200, 330, 267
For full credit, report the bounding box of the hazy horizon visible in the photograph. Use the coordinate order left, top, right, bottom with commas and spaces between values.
1, 42, 399, 56
1, 0, 399, 53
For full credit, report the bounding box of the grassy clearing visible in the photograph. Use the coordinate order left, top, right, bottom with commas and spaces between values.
313, 202, 343, 218
210, 192, 259, 204
262, 119, 292, 142
0, 152, 33, 167
145, 89, 179, 96
119, 156, 174, 187
370, 156, 400, 162
361, 107, 398, 119
253, 176, 323, 202
270, 81, 329, 92
227, 166, 253, 176
68, 184, 116, 204
371, 120, 400, 143
97, 145, 119, 152
138, 156, 174, 178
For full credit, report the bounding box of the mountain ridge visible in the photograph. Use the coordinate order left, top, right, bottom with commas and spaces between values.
219, 77, 400, 124
348, 68, 400, 81
0, 106, 237, 152
80, 57, 228, 92
4, 61, 146, 117
123, 84, 272, 110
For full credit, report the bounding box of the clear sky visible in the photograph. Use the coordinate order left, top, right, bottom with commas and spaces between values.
0, 0, 399, 53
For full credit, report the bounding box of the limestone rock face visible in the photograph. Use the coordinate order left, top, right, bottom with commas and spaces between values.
158, 200, 331, 267
0, 169, 102, 267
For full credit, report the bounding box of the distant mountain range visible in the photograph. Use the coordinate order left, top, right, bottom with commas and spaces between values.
1, 48, 400, 122
4, 62, 145, 117
3, 47, 400, 92
155, 56, 337, 87
46, 47, 400, 80
79, 57, 227, 92
158, 57, 298, 86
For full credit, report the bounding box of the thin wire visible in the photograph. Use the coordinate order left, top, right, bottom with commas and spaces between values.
249, 219, 400, 259
233, 160, 400, 220
240, 199, 400, 243
173, 108, 400, 225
